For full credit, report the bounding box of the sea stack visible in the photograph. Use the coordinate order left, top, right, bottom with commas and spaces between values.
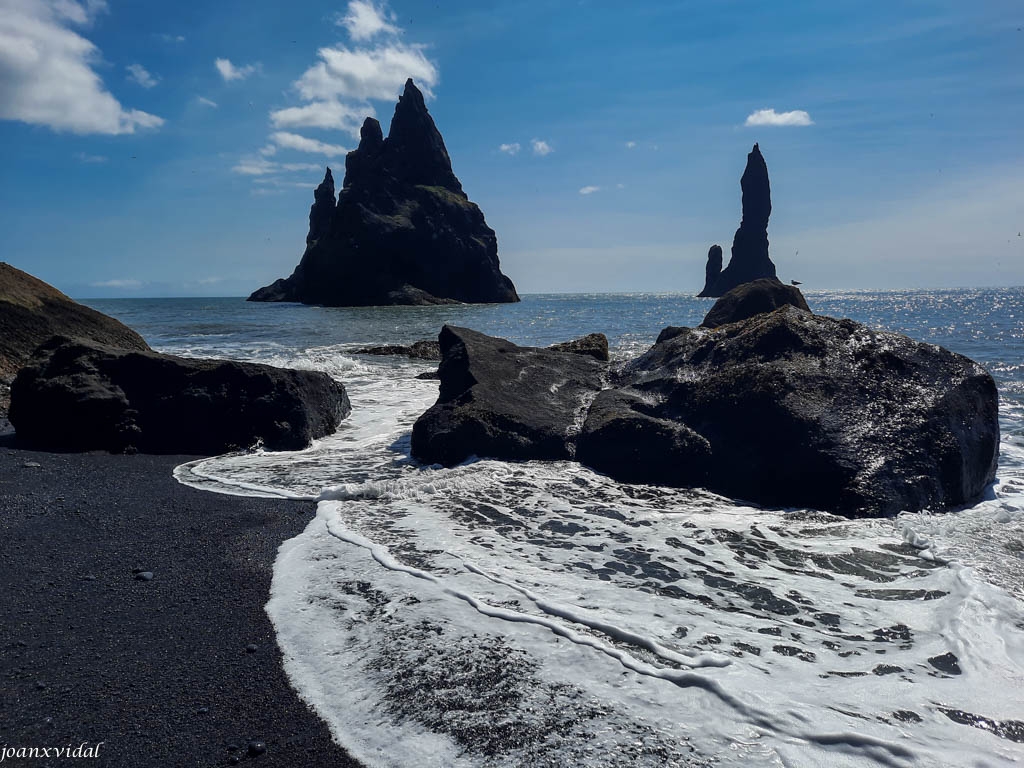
249, 79, 519, 307
698, 143, 777, 297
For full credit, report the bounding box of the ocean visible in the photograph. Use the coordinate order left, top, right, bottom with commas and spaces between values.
86, 290, 1024, 767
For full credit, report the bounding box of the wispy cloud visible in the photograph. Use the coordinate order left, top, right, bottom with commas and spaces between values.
338, 0, 398, 41
270, 131, 348, 156
91, 278, 142, 289
215, 58, 258, 82
498, 142, 520, 155
158, 33, 185, 43
625, 141, 637, 149
0, 0, 164, 134
126, 63, 158, 88
270, 100, 373, 137
579, 185, 600, 195
74, 151, 107, 163
232, 157, 323, 175
197, 96, 218, 108
744, 108, 814, 127
531, 139, 553, 156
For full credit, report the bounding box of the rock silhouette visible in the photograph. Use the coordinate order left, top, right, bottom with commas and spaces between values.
698, 144, 778, 297
249, 79, 519, 307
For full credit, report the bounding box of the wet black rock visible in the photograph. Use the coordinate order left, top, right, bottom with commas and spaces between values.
247, 741, 267, 757
548, 333, 610, 362
410, 326, 607, 466
700, 278, 810, 329
354, 340, 441, 360
698, 144, 778, 297
411, 305, 999, 517
625, 306, 998, 515
249, 80, 519, 307
576, 389, 711, 485
10, 337, 351, 454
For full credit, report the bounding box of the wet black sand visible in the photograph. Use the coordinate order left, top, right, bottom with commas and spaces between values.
0, 432, 363, 767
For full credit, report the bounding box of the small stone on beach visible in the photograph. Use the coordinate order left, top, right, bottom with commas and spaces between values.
248, 740, 267, 757
245, 644, 258, 653
134, 571, 154, 581
22, 461, 41, 468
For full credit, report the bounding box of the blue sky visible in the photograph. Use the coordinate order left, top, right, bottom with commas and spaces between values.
1, 0, 1022, 297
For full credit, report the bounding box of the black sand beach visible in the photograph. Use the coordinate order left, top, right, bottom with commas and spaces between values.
0, 432, 362, 767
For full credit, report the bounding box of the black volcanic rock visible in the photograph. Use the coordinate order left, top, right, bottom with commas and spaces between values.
0, 263, 150, 415
410, 326, 607, 466
699, 144, 778, 297
700, 278, 810, 329
700, 244, 723, 296
354, 340, 441, 360
548, 333, 610, 361
411, 309, 999, 517
576, 389, 712, 486
249, 79, 519, 307
10, 337, 351, 454
307, 167, 336, 245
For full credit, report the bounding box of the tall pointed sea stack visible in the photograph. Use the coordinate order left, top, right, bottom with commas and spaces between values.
249, 79, 519, 306
698, 143, 777, 297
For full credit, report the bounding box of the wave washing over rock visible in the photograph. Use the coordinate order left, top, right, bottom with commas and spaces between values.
161, 291, 1024, 768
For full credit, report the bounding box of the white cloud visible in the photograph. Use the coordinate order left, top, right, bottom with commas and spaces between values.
197, 96, 217, 108
531, 139, 553, 156
74, 151, 106, 162
744, 108, 814, 127
232, 156, 323, 175
158, 33, 185, 43
270, 131, 348, 156
259, 144, 277, 156
625, 141, 637, 149
126, 63, 158, 88
498, 142, 520, 155
215, 58, 258, 82
0, 0, 164, 134
295, 44, 437, 102
338, 1, 398, 41
91, 278, 142, 289
579, 186, 600, 195
270, 99, 373, 137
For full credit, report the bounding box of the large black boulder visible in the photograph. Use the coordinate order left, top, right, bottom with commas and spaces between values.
410, 326, 607, 466
411, 309, 999, 517
10, 338, 351, 454
700, 278, 810, 329
249, 80, 519, 307
622, 306, 998, 515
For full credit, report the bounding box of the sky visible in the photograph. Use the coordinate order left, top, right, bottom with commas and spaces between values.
0, 0, 1022, 298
